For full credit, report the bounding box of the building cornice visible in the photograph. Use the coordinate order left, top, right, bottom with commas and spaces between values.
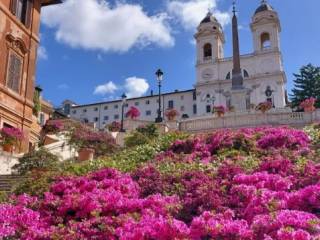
195, 71, 286, 88
71, 89, 195, 109
0, 4, 40, 43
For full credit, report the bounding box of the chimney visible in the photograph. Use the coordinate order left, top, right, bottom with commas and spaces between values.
151, 90, 154, 96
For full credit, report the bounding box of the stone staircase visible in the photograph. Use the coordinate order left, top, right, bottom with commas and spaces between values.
0, 175, 25, 193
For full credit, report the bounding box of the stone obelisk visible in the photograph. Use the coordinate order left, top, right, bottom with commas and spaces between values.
230, 0, 249, 111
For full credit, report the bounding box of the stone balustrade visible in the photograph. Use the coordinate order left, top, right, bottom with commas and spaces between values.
179, 109, 320, 133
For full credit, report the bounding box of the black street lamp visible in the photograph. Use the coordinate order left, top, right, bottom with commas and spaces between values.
155, 69, 164, 123
120, 93, 127, 132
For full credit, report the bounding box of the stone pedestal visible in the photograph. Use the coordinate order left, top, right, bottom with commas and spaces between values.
231, 88, 249, 112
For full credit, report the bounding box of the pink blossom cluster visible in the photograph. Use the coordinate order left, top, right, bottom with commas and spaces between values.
0, 126, 320, 239
300, 97, 316, 112
126, 106, 141, 119
0, 127, 24, 145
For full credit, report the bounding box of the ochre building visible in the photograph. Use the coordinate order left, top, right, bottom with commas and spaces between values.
0, 0, 60, 152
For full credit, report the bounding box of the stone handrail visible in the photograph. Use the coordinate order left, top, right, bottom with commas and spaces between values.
179, 110, 320, 132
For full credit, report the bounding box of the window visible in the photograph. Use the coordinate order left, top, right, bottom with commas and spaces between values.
104, 106, 108, 110
168, 100, 174, 109
10, 0, 33, 27
227, 98, 232, 109
206, 105, 211, 113
226, 72, 231, 80
94, 117, 99, 122
83, 118, 89, 123
146, 110, 151, 116
124, 103, 129, 107
114, 114, 119, 120
6, 52, 22, 93
243, 69, 249, 78
180, 95, 184, 100
180, 106, 185, 112
193, 90, 197, 100
114, 105, 118, 109
146, 100, 150, 105
203, 43, 212, 59
39, 113, 45, 126
94, 107, 98, 111
83, 109, 87, 113
104, 116, 109, 121
64, 104, 71, 115
193, 104, 197, 114
135, 102, 139, 106
72, 110, 77, 114
261, 32, 271, 50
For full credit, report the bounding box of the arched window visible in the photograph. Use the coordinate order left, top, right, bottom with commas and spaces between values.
261, 32, 271, 50
243, 69, 249, 78
226, 72, 231, 80
203, 43, 212, 59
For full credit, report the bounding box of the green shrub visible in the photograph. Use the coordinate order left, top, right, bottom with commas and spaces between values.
304, 123, 320, 145
13, 131, 189, 196
125, 124, 160, 148
0, 191, 8, 203
136, 124, 159, 138
12, 148, 59, 175
13, 171, 61, 197
124, 131, 150, 148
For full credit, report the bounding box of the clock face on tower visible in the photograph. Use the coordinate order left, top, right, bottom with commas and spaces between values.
201, 68, 214, 80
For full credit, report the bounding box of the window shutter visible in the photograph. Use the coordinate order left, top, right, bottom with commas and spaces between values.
12, 56, 22, 92
10, 0, 17, 15
24, 0, 33, 28
6, 53, 22, 93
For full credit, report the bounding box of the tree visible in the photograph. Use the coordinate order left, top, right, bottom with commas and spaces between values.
290, 64, 320, 108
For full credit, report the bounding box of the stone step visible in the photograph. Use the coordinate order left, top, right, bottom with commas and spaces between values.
0, 175, 26, 192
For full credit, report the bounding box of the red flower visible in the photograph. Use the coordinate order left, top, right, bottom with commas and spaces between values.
126, 106, 141, 119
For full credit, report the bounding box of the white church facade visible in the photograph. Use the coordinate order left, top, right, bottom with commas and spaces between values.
66, 1, 288, 129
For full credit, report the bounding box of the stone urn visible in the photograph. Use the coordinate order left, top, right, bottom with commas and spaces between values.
78, 148, 95, 161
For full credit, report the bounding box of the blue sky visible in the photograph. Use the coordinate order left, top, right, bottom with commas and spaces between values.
36, 0, 320, 107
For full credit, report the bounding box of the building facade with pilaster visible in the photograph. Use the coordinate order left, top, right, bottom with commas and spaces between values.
67, 1, 287, 129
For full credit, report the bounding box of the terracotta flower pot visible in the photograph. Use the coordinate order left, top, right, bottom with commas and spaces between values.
216, 112, 224, 117
304, 106, 315, 112
2, 144, 13, 153
78, 148, 95, 161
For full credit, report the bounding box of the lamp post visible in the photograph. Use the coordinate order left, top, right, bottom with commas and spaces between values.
155, 69, 164, 123
120, 93, 127, 132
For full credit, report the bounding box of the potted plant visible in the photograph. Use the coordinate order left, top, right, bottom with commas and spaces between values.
256, 101, 272, 113
0, 127, 24, 153
213, 105, 226, 117
43, 120, 64, 134
165, 109, 179, 121
300, 97, 316, 112
126, 106, 140, 120
68, 124, 117, 161
108, 121, 121, 132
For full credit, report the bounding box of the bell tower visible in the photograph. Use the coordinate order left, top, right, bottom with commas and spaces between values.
251, 0, 281, 53
195, 11, 225, 64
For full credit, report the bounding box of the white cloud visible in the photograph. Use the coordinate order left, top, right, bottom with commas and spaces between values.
124, 77, 149, 98
167, 0, 231, 30
38, 46, 48, 60
94, 81, 118, 95
41, 0, 174, 53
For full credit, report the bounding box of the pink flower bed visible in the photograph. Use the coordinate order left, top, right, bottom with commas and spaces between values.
1, 127, 320, 239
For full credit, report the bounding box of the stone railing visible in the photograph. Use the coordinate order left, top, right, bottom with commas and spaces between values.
0, 151, 23, 175
179, 110, 320, 133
